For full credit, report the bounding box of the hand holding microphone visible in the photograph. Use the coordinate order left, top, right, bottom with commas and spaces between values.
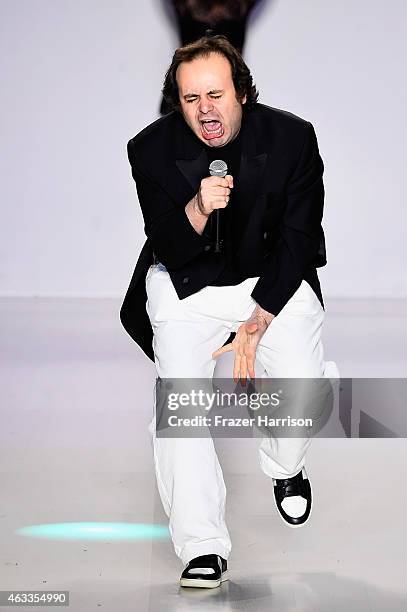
196, 174, 233, 216
195, 160, 233, 253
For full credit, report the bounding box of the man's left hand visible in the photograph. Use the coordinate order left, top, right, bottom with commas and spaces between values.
212, 308, 275, 384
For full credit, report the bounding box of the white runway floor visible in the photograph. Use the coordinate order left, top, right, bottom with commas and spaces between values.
1, 296, 406, 611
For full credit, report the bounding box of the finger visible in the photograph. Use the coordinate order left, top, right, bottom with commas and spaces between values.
246, 355, 256, 379
240, 354, 248, 386
243, 333, 257, 377
211, 186, 230, 197
215, 199, 229, 209
233, 354, 241, 383
212, 176, 232, 189
209, 176, 227, 187
246, 345, 256, 377
225, 174, 234, 188
212, 343, 234, 359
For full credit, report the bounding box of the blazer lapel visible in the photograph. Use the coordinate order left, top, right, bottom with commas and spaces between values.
233, 112, 268, 248
174, 115, 209, 196
176, 150, 208, 193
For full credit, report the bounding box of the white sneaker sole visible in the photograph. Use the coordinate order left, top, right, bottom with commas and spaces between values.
180, 570, 228, 588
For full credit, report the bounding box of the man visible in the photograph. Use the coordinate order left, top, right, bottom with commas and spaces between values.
120, 35, 338, 588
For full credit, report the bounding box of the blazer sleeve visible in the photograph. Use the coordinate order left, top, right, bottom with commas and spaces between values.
127, 138, 210, 269
250, 121, 325, 316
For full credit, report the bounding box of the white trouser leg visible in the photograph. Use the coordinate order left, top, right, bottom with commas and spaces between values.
146, 264, 237, 565
236, 277, 340, 479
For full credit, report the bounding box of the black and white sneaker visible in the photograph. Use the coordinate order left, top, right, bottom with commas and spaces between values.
180, 554, 228, 588
272, 467, 312, 528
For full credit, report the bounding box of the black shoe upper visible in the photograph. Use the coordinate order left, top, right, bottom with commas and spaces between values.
181, 554, 227, 581
273, 470, 312, 526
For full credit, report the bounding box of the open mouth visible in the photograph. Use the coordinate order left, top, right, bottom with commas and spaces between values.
200, 119, 224, 140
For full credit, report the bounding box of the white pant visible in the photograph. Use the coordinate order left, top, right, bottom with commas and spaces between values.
145, 263, 339, 565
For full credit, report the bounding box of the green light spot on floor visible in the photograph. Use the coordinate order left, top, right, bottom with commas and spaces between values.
15, 522, 170, 541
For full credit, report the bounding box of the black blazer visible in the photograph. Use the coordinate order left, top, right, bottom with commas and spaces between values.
120, 103, 327, 362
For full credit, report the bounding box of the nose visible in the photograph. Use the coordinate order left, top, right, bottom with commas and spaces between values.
198, 98, 214, 114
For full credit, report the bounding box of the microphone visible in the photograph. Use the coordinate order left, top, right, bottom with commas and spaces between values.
209, 159, 228, 254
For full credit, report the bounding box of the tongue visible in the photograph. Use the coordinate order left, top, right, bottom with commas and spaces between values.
205, 121, 220, 132
201, 120, 224, 140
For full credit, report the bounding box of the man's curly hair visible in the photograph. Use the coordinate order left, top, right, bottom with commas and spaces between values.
162, 34, 259, 112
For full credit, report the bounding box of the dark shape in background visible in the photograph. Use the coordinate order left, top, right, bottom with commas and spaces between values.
159, 0, 267, 115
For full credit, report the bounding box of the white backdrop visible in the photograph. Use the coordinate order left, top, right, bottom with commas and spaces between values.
1, 0, 405, 298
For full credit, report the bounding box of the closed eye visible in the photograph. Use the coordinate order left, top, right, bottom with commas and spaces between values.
185, 95, 222, 103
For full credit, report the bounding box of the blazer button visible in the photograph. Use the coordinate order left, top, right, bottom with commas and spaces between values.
204, 245, 211, 252
182, 276, 190, 284
263, 231, 268, 240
